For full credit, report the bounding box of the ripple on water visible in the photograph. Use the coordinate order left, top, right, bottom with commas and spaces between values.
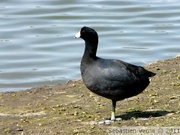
0, 0, 180, 91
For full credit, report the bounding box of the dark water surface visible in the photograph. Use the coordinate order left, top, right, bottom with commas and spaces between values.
0, 0, 180, 91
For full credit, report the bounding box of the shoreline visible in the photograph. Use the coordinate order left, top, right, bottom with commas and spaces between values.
0, 56, 179, 134
1, 55, 180, 93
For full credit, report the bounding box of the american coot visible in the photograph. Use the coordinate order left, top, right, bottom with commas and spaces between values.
75, 26, 155, 121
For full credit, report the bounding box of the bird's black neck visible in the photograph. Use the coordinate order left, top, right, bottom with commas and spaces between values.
82, 41, 98, 61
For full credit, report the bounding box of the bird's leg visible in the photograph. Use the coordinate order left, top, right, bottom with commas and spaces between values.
91, 100, 121, 125
111, 100, 116, 121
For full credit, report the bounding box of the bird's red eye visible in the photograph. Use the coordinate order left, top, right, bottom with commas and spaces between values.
81, 30, 85, 33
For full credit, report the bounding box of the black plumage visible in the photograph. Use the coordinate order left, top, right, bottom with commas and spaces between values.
75, 26, 155, 120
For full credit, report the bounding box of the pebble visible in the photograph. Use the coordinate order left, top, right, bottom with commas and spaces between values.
138, 118, 149, 120
98, 121, 105, 125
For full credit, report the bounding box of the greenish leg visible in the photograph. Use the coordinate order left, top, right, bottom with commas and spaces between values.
111, 100, 116, 121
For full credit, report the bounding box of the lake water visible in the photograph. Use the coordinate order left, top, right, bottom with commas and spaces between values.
0, 0, 180, 92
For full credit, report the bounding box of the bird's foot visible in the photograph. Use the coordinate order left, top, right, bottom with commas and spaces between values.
89, 118, 122, 125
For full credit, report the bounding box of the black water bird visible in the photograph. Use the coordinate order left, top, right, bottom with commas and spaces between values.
74, 26, 155, 121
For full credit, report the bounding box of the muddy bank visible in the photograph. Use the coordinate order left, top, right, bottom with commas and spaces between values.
0, 56, 180, 135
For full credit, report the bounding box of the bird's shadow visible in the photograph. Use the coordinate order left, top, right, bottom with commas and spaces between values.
114, 110, 173, 120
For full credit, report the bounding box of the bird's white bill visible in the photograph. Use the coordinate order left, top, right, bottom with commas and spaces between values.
74, 31, 81, 38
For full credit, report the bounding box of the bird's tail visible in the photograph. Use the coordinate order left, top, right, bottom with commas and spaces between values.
147, 70, 156, 77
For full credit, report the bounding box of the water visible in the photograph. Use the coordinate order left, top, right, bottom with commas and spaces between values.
0, 0, 180, 92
